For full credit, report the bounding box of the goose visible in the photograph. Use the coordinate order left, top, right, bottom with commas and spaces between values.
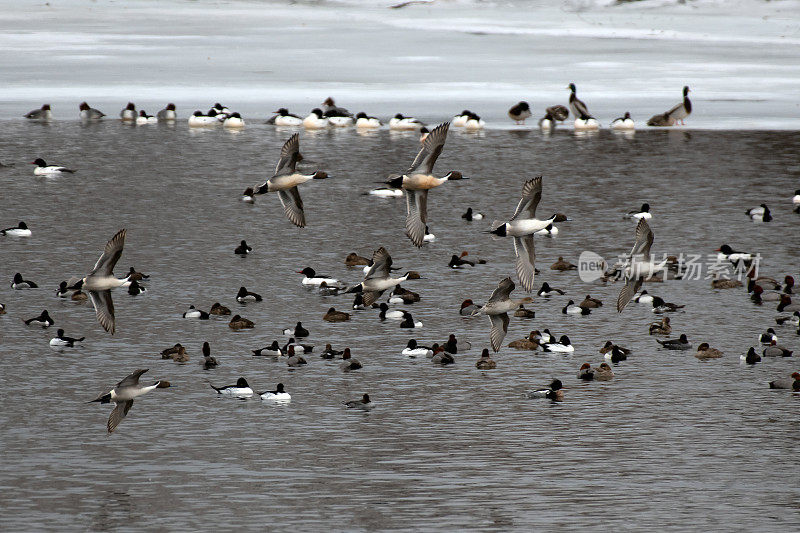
472, 277, 533, 351
253, 133, 328, 227
91, 368, 170, 433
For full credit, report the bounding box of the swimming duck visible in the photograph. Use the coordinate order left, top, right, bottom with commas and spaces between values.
127, 280, 146, 296
442, 334, 468, 354
546, 105, 570, 121
389, 113, 424, 130
782, 276, 795, 294
423, 226, 436, 242
508, 101, 532, 124
55, 281, 72, 298
223, 112, 245, 128
695, 343, 723, 360
579, 295, 603, 309
268, 108, 303, 126
211, 103, 231, 117
24, 309, 53, 327
209, 302, 231, 316
778, 295, 800, 313
431, 346, 455, 365
324, 307, 350, 322
402, 339, 433, 358
379, 303, 405, 321
611, 112, 635, 130
303, 108, 329, 129
199, 342, 218, 369
605, 346, 628, 363
514, 305, 535, 318
345, 252, 371, 266
389, 285, 420, 304
236, 286, 262, 302
136, 110, 157, 125
461, 207, 484, 221
32, 158, 75, 175
283, 338, 314, 353
768, 372, 800, 390
354, 112, 381, 128
11, 272, 37, 289
286, 346, 307, 367
210, 377, 253, 397
253, 341, 284, 357
526, 379, 564, 401
489, 177, 570, 290
79, 101, 105, 120
741, 347, 761, 365
347, 247, 414, 305
464, 112, 485, 131
452, 110, 472, 127
322, 97, 352, 118
537, 282, 565, 297
473, 277, 533, 351
340, 348, 362, 372
49, 328, 84, 348
577, 363, 594, 381
183, 305, 209, 319
715, 244, 753, 264
476, 349, 496, 369
71, 290, 88, 302
746, 204, 772, 222
25, 104, 51, 121
160, 343, 183, 359
507, 331, 541, 350
234, 240, 252, 255
157, 103, 176, 121
711, 277, 743, 289
550, 257, 577, 271
229, 314, 254, 330
593, 362, 615, 380
542, 335, 574, 353
651, 296, 685, 313
0, 303, 5, 315
297, 267, 342, 287
563, 300, 591, 315
538, 112, 556, 131
762, 340, 792, 357
760, 328, 778, 344
282, 321, 309, 337
260, 383, 291, 402
399, 311, 423, 329
656, 334, 691, 350
665, 86, 692, 125
449, 251, 475, 268
320, 343, 343, 359
600, 341, 631, 356
344, 393, 373, 410
120, 102, 137, 121
92, 368, 170, 433
616, 219, 668, 312
1, 221, 31, 237
165, 344, 189, 362
188, 110, 219, 127
623, 203, 651, 220
775, 311, 800, 326
459, 299, 480, 316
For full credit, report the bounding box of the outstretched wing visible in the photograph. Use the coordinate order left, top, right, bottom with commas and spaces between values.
509, 177, 542, 221
89, 289, 116, 334
488, 313, 509, 352
488, 277, 515, 303
513, 235, 536, 292
275, 133, 300, 173
107, 400, 134, 433
405, 190, 427, 248
364, 247, 392, 281
116, 368, 148, 388
90, 229, 126, 276
361, 290, 385, 307
629, 218, 654, 261
616, 276, 643, 313
407, 122, 450, 175
278, 187, 306, 227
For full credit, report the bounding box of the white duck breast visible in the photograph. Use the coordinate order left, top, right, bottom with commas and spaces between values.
188, 112, 218, 127
402, 346, 432, 357
303, 110, 328, 129
223, 113, 245, 128
369, 187, 403, 197
452, 112, 471, 127
1, 222, 31, 237
389, 115, 423, 130
539, 117, 554, 131
355, 114, 381, 129
543, 338, 574, 352
611, 113, 635, 130
260, 384, 291, 402
464, 115, 485, 131
574, 117, 600, 130
275, 115, 303, 126
328, 116, 353, 127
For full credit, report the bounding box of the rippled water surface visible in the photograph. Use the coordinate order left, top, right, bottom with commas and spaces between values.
1, 122, 799, 531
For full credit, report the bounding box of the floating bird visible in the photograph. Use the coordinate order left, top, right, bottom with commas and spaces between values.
253, 133, 328, 227
345, 252, 371, 266
31, 158, 75, 175
228, 315, 254, 330
183, 305, 209, 319
346, 247, 414, 306
741, 347, 761, 365
157, 103, 177, 121
579, 295, 603, 309
461, 207, 484, 221
431, 346, 455, 365
340, 348, 362, 372
449, 251, 475, 268
577, 363, 594, 381
508, 101, 532, 124
69, 229, 127, 334
399, 311, 423, 328
695, 343, 723, 360
236, 286, 262, 302
402, 339, 433, 358
666, 86, 692, 125
136, 110, 157, 125
234, 240, 252, 255
600, 341, 631, 356
762, 340, 792, 357
11, 272, 37, 289
550, 256, 577, 271
91, 369, 170, 433
768, 372, 800, 390
526, 379, 564, 401
385, 122, 464, 247
542, 335, 574, 353
651, 296, 685, 313
253, 341, 284, 357
322, 97, 353, 118
355, 112, 381, 128
24, 309, 53, 328
759, 328, 778, 344
473, 277, 533, 352
127, 280, 146, 296
563, 300, 590, 315
324, 307, 351, 322
282, 321, 309, 337
379, 303, 404, 321
286, 346, 307, 367
344, 393, 373, 410
489, 177, 569, 291
120, 102, 137, 121
79, 102, 105, 120
539, 111, 556, 131
268, 108, 303, 126
283, 338, 313, 353
389, 113, 424, 130
611, 112, 635, 130
778, 295, 800, 312
616, 219, 666, 313
223, 112, 245, 129
25, 104, 51, 121
452, 110, 472, 127
49, 328, 84, 348
210, 377, 253, 397
593, 363, 615, 380
1, 221, 31, 237
514, 305, 535, 318
623, 203, 651, 220
475, 350, 496, 370
656, 334, 691, 350
259, 383, 291, 402
210, 302, 231, 316
537, 282, 564, 297
746, 204, 772, 222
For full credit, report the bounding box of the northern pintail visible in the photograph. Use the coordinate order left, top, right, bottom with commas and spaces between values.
346, 247, 414, 306
616, 219, 667, 312
472, 277, 533, 352
92, 369, 170, 433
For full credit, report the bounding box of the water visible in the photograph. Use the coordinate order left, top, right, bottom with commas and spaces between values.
1, 121, 799, 530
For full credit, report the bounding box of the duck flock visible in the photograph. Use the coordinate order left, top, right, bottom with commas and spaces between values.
4, 88, 800, 435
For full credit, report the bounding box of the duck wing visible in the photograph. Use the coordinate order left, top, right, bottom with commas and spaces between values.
513, 235, 536, 292
629, 218, 653, 261
407, 122, 450, 175
617, 276, 643, 313
89, 289, 116, 334
405, 190, 427, 248
509, 177, 542, 221
107, 400, 134, 433
489, 313, 509, 352
89, 229, 126, 276
275, 133, 300, 173
488, 277, 515, 303
278, 187, 306, 227
364, 247, 392, 281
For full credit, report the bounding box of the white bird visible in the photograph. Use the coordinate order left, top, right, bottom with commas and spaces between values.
1, 221, 31, 237
472, 277, 533, 352
91, 368, 170, 433
611, 112, 635, 130
253, 133, 328, 227
31, 158, 75, 175
303, 108, 329, 129
259, 383, 291, 402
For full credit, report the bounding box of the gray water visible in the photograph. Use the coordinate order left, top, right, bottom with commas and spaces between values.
1, 121, 798, 531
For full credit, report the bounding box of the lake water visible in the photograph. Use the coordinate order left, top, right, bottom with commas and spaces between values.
1, 121, 798, 530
